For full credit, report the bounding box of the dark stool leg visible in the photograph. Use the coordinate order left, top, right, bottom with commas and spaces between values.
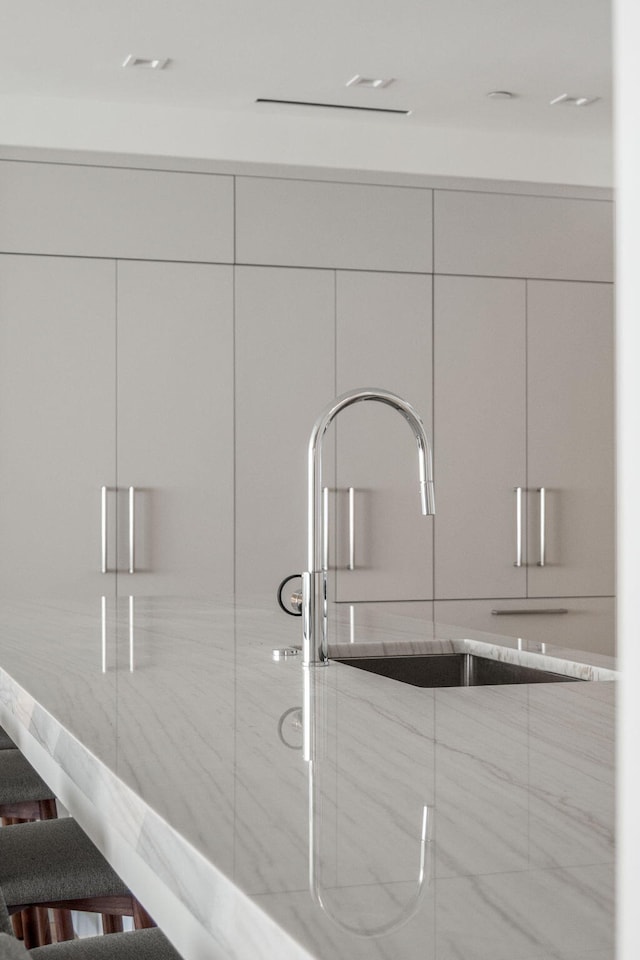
20, 908, 41, 950
36, 908, 52, 946
132, 900, 155, 929
102, 914, 124, 934
11, 911, 24, 941
52, 909, 75, 942
38, 799, 58, 820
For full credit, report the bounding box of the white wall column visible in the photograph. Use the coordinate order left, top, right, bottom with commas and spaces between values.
615, 0, 640, 956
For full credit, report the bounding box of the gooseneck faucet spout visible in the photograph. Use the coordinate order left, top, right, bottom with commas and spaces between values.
302, 388, 435, 666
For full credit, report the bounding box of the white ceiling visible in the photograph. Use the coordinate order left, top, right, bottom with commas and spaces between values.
0, 0, 613, 185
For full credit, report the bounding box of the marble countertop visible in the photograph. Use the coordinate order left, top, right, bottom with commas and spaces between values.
0, 597, 615, 960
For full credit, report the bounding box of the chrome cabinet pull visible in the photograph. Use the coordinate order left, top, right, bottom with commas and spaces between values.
491, 608, 568, 616
348, 486, 355, 571
513, 487, 523, 567
537, 487, 546, 567
101, 486, 108, 574
128, 486, 135, 574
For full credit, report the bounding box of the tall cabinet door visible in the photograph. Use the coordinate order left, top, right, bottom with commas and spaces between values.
235, 267, 336, 602
434, 276, 527, 600
0, 255, 116, 598
116, 262, 234, 597
527, 280, 615, 597
335, 272, 433, 601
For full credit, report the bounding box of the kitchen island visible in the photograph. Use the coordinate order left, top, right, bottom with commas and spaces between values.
0, 598, 615, 960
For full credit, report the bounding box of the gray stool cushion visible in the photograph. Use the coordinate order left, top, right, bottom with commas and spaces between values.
0, 751, 55, 805
0, 818, 130, 908
0, 934, 28, 960
30, 928, 183, 960
0, 728, 15, 751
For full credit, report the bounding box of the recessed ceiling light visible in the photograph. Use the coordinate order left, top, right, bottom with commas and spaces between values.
486, 90, 517, 100
550, 93, 599, 107
122, 55, 170, 70
346, 75, 395, 89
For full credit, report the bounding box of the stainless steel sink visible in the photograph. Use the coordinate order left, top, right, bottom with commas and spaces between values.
333, 653, 582, 687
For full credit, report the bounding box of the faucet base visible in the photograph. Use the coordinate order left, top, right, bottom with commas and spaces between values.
301, 570, 329, 666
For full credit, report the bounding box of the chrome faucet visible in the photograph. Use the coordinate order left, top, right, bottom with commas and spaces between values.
301, 388, 435, 666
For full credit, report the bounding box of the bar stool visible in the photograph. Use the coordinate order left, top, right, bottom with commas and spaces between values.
0, 728, 16, 751
0, 751, 57, 824
1, 930, 182, 960
0, 750, 61, 944
0, 818, 154, 949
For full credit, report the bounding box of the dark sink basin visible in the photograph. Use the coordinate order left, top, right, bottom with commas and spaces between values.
333, 653, 582, 687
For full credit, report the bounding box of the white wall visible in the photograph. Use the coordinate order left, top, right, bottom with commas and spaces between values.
0, 92, 612, 188
615, 0, 640, 956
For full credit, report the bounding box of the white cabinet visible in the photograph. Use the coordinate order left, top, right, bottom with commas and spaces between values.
234, 268, 434, 605
236, 177, 433, 272
0, 161, 234, 263
434, 190, 614, 282
116, 261, 234, 597
434, 276, 527, 600
526, 281, 615, 597
334, 271, 433, 601
0, 255, 234, 598
0, 255, 116, 599
235, 266, 336, 599
434, 275, 614, 605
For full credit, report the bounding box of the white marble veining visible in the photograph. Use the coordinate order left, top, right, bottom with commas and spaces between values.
0, 597, 615, 960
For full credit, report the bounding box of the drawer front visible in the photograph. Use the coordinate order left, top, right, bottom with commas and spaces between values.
435, 597, 615, 657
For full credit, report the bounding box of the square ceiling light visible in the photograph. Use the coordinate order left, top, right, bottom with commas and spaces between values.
122, 55, 170, 70
549, 93, 599, 107
346, 75, 395, 89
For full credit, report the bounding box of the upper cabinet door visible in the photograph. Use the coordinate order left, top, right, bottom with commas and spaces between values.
235, 266, 336, 602
116, 262, 234, 597
434, 276, 527, 600
526, 281, 615, 597
0, 255, 116, 599
434, 191, 613, 282
0, 161, 234, 263
335, 272, 433, 601
236, 178, 433, 272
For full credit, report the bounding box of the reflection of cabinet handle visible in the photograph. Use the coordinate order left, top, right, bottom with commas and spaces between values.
491, 608, 568, 616
101, 486, 108, 574
537, 487, 546, 567
322, 486, 329, 572
513, 487, 523, 567
128, 486, 135, 574
348, 487, 355, 571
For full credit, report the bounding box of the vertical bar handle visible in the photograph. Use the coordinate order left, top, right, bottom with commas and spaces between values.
537, 487, 546, 567
513, 486, 523, 567
348, 487, 355, 571
101, 486, 108, 574
128, 486, 135, 574
322, 487, 329, 572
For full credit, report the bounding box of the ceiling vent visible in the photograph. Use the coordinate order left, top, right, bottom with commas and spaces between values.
122, 55, 170, 70
255, 98, 410, 115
